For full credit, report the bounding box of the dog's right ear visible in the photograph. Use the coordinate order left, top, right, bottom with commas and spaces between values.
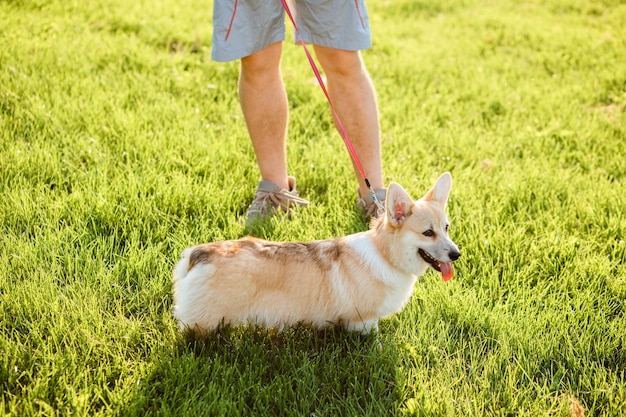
386, 182, 414, 227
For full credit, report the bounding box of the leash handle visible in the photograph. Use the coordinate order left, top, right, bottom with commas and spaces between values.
281, 0, 384, 214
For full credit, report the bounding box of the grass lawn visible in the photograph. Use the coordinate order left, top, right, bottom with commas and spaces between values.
1, 0, 625, 415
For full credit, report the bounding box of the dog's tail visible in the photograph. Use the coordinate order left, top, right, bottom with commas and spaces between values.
173, 247, 194, 282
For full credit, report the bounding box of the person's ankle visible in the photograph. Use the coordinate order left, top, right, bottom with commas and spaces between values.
261, 176, 289, 191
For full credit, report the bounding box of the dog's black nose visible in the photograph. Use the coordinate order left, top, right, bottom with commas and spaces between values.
449, 250, 461, 261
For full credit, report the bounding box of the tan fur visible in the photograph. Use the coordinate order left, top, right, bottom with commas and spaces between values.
172, 173, 460, 335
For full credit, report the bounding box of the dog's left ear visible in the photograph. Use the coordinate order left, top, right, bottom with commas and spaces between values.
423, 172, 452, 208
386, 182, 414, 226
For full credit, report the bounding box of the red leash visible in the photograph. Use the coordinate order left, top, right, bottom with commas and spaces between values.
280, 0, 384, 213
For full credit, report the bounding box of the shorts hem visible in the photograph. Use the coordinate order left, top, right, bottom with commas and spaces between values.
212, 33, 286, 62
295, 33, 372, 51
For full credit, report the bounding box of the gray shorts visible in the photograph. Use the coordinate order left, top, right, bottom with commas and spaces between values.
211, 0, 372, 62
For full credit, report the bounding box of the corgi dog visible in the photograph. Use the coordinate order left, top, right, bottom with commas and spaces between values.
172, 172, 460, 335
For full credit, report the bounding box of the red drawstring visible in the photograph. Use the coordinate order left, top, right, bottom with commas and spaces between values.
224, 0, 238, 41
354, 0, 366, 29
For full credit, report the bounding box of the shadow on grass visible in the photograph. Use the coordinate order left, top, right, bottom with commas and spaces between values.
128, 325, 400, 416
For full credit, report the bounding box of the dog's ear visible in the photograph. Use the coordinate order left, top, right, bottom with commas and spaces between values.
423, 172, 452, 207
386, 182, 414, 226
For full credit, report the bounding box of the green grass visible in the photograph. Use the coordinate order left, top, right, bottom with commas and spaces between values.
1, 0, 625, 415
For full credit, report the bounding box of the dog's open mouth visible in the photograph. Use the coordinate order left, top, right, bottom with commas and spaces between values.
418, 249, 454, 281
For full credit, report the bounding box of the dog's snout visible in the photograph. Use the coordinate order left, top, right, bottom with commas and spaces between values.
449, 249, 461, 262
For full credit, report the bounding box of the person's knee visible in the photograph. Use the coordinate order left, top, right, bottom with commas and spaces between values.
314, 46, 364, 78
240, 42, 283, 83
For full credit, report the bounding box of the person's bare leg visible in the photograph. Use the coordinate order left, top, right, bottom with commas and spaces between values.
313, 45, 383, 198
239, 42, 290, 190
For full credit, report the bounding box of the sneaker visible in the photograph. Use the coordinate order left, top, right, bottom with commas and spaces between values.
356, 188, 387, 221
245, 176, 310, 227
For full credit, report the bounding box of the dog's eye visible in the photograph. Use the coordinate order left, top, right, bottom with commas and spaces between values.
423, 229, 435, 237
445, 224, 449, 233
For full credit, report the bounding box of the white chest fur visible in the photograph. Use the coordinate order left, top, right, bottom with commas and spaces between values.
345, 234, 418, 318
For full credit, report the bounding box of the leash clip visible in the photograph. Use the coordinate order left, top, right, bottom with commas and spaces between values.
369, 188, 386, 218
364, 178, 385, 217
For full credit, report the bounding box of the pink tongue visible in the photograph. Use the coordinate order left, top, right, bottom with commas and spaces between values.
440, 262, 454, 281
